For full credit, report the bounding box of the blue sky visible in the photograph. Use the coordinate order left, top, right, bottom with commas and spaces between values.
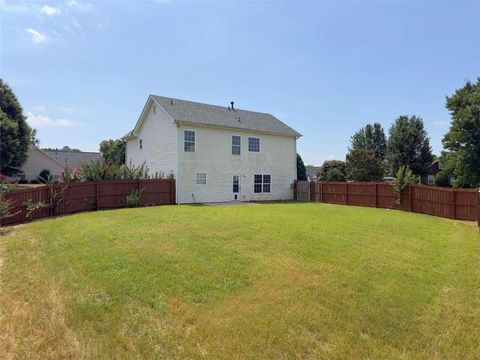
1, 0, 479, 165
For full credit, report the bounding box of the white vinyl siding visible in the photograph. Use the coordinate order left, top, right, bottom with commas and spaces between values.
125, 100, 177, 179
177, 125, 295, 203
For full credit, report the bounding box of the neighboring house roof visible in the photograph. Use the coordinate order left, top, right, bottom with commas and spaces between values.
44, 150, 101, 169
126, 95, 301, 138
306, 166, 320, 178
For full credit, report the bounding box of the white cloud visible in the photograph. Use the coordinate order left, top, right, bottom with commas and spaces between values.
0, 0, 30, 12
67, 0, 92, 11
327, 154, 336, 160
41, 5, 60, 16
26, 28, 48, 43
27, 112, 76, 127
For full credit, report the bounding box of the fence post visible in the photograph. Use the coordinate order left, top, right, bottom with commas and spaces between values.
375, 183, 378, 208
345, 182, 348, 205
320, 182, 323, 203
309, 181, 315, 202
293, 180, 297, 201
452, 189, 457, 220
96, 181, 99, 210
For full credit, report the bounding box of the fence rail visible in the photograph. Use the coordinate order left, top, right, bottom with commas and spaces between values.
295, 181, 480, 225
1, 179, 175, 226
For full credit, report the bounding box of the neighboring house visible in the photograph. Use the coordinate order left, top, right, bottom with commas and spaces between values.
306, 165, 320, 182
20, 145, 66, 182
44, 147, 101, 169
124, 95, 301, 203
420, 160, 453, 186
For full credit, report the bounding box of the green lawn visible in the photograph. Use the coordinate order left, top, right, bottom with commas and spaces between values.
1, 203, 479, 359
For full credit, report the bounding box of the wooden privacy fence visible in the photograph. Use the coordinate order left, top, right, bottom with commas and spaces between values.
1, 179, 175, 226
295, 181, 480, 225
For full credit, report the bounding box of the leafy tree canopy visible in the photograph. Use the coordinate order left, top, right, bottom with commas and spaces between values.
346, 148, 384, 181
296, 153, 307, 181
434, 171, 451, 188
99, 139, 125, 164
440, 78, 480, 188
0, 79, 35, 175
317, 160, 347, 182
386, 115, 433, 176
350, 123, 387, 161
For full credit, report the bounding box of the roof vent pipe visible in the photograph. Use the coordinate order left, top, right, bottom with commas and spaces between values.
230, 101, 234, 111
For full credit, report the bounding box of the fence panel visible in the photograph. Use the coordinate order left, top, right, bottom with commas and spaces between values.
295, 181, 479, 224
1, 179, 175, 226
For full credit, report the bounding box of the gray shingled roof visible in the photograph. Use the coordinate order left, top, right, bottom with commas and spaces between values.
150, 95, 301, 137
44, 150, 102, 169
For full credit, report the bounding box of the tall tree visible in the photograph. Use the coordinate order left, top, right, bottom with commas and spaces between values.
440, 78, 480, 188
386, 115, 433, 176
316, 160, 347, 182
346, 148, 384, 181
350, 123, 387, 161
0, 79, 35, 175
296, 153, 307, 181
99, 139, 125, 164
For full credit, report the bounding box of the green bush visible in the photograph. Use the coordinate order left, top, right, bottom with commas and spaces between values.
126, 189, 142, 208
78, 161, 149, 182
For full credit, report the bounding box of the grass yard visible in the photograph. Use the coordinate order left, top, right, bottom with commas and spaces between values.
1, 203, 479, 359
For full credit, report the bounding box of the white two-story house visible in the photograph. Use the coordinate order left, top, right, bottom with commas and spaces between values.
124, 95, 301, 203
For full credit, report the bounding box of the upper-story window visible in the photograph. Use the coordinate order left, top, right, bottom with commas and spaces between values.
184, 130, 196, 152
248, 137, 260, 152
139, 139, 143, 149
232, 135, 241, 155
153, 105, 156, 114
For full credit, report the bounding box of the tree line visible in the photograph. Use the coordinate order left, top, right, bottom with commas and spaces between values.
297, 78, 480, 188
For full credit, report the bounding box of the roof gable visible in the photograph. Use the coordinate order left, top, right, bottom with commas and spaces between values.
126, 95, 301, 138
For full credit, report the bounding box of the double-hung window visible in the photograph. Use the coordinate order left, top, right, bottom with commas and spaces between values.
232, 135, 241, 155
254, 174, 271, 193
248, 137, 260, 152
184, 130, 195, 152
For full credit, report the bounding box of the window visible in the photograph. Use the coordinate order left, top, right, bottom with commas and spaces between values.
232, 135, 241, 155
427, 175, 434, 185
195, 172, 206, 185
184, 130, 195, 152
263, 175, 271, 193
254, 174, 271, 193
139, 139, 143, 149
153, 105, 156, 114
248, 137, 260, 152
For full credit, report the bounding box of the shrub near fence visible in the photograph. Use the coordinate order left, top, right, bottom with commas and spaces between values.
295, 181, 480, 225
1, 179, 175, 226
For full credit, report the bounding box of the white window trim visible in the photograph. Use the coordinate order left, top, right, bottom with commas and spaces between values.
184, 129, 196, 153
254, 173, 271, 193
231, 134, 241, 155
195, 171, 207, 185
248, 136, 261, 153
